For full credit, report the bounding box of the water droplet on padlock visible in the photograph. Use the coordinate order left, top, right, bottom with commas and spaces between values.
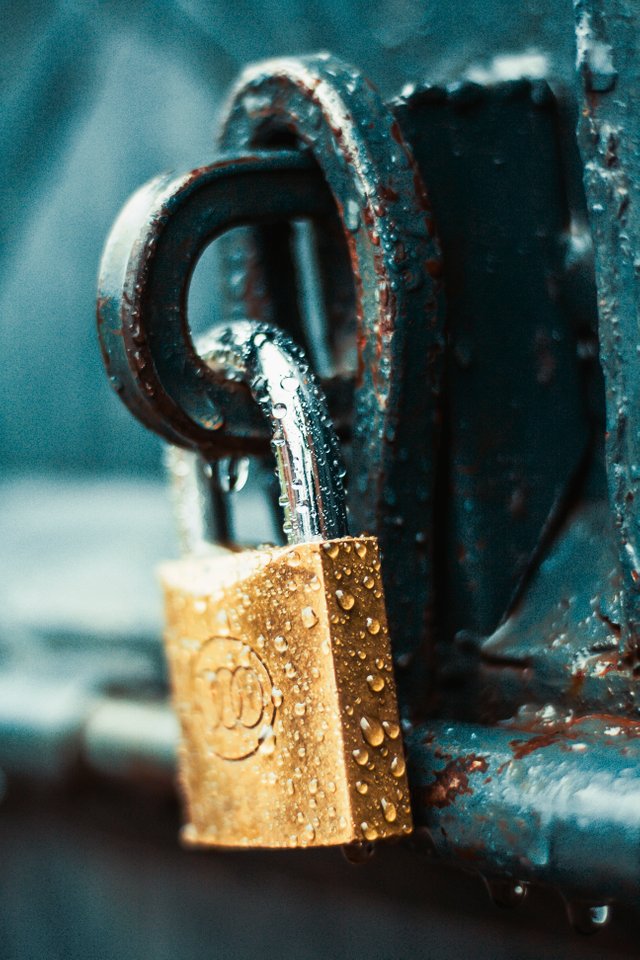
336, 590, 355, 610
301, 606, 319, 629
485, 879, 528, 909
355, 780, 369, 794
274, 635, 288, 653
309, 778, 319, 794
271, 687, 283, 708
294, 701, 307, 717
286, 778, 295, 796
258, 726, 276, 755
366, 617, 381, 635
273, 402, 287, 419
381, 798, 397, 822
353, 748, 369, 766
322, 542, 340, 559
363, 576, 375, 590
355, 542, 367, 559
360, 822, 379, 842
390, 755, 406, 778
383, 720, 400, 740
360, 715, 385, 747
367, 674, 385, 693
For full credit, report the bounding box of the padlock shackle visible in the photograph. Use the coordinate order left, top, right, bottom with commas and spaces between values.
197, 321, 349, 545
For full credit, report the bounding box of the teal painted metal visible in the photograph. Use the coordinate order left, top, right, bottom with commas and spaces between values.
574, 0, 640, 653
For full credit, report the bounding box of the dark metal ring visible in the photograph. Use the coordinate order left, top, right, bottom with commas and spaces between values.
97, 150, 334, 453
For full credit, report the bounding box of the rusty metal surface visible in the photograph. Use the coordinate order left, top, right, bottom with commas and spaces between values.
91, 24, 640, 932
409, 714, 640, 917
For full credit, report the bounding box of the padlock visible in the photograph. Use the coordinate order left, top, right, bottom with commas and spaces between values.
161, 321, 412, 848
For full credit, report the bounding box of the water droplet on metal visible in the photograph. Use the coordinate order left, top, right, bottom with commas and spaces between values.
390, 755, 406, 778
336, 590, 355, 610
367, 674, 385, 692
353, 748, 369, 766
366, 617, 381, 635
258, 726, 276, 755
381, 798, 397, 822
301, 606, 318, 628
360, 715, 385, 747
383, 720, 400, 740
344, 199, 361, 231
322, 541, 340, 559
360, 822, 378, 842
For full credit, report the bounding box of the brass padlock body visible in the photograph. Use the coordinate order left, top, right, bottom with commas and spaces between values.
162, 535, 412, 848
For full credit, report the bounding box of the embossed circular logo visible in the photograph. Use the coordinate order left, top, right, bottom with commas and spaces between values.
193, 637, 274, 760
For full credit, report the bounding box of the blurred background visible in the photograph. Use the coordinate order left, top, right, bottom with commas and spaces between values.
3, 2, 638, 958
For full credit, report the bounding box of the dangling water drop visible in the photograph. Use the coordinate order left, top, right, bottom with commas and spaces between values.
565, 900, 611, 934
485, 878, 528, 909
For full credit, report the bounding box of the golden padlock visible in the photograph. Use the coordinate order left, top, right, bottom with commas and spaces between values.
161, 322, 412, 848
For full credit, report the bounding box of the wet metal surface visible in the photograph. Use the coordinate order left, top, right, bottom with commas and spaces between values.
93, 31, 640, 924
